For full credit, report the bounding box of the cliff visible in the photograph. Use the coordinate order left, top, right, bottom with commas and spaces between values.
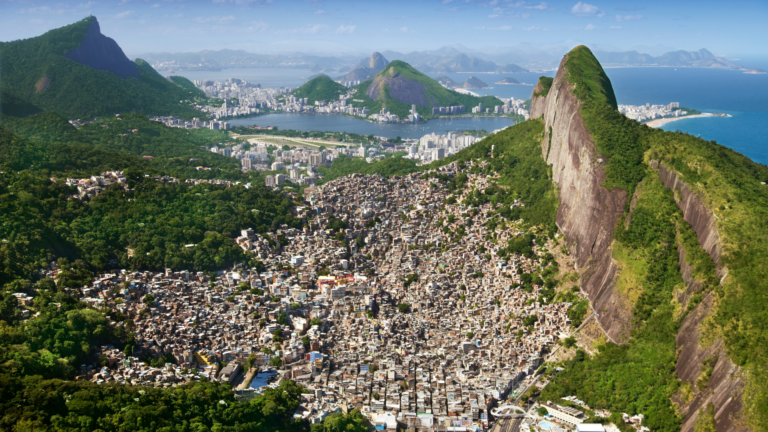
64, 17, 139, 79
530, 54, 632, 342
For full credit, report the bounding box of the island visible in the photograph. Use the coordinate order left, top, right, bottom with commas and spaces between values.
495, 77, 520, 85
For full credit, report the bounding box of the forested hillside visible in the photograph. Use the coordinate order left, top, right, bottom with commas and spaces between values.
0, 17, 205, 121
3, 113, 239, 179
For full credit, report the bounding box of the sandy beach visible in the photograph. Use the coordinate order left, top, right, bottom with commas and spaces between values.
645, 113, 722, 128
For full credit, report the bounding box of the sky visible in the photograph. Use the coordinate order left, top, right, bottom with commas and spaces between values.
1, 0, 767, 58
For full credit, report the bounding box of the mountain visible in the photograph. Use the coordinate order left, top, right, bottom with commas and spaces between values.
495, 77, 520, 85
527, 45, 768, 431
348, 60, 502, 119
292, 75, 347, 104
593, 47, 743, 69
461, 76, 489, 89
0, 17, 207, 120
495, 63, 529, 73
426, 54, 498, 73
433, 76, 489, 90
336, 52, 390, 83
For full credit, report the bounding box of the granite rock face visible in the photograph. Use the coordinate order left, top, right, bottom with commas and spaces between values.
651, 161, 747, 432
530, 56, 632, 342
64, 18, 139, 79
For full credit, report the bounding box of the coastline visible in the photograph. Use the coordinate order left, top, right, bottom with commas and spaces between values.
644, 113, 726, 128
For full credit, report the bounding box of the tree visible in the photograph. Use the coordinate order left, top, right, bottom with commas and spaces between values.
466, 332, 475, 339
397, 303, 411, 313
537, 406, 549, 416
563, 336, 577, 348
270, 356, 283, 367
142, 293, 154, 307
276, 311, 290, 325
302, 336, 311, 349
310, 318, 323, 327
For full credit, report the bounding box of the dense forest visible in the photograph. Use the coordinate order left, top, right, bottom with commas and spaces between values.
0, 171, 300, 285
0, 17, 205, 121
291, 75, 348, 104
3, 113, 240, 179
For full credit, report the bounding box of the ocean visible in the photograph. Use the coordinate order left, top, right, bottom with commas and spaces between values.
175, 64, 768, 165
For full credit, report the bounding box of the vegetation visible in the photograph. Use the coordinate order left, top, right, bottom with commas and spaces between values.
348, 61, 503, 119
541, 174, 715, 432
318, 155, 419, 183
292, 75, 348, 104
0, 171, 299, 285
0, 17, 206, 120
427, 120, 558, 231
534, 76, 554, 97
2, 113, 240, 179
0, 90, 42, 124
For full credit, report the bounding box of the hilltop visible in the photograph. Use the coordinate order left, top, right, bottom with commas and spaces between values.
0, 16, 206, 121
336, 52, 390, 83
292, 75, 348, 104
349, 60, 502, 119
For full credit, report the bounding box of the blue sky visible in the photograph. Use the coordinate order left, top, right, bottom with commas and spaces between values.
1, 0, 767, 58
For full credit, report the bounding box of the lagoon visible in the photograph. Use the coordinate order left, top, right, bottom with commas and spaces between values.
229, 113, 517, 139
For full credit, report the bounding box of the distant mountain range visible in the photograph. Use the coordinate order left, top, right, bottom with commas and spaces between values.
139, 44, 762, 76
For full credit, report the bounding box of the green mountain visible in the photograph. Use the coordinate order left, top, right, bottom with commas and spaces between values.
349, 60, 503, 119
1, 112, 239, 178
0, 16, 205, 121
292, 74, 348, 104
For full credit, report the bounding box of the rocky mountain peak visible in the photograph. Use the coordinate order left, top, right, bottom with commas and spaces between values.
64, 17, 140, 79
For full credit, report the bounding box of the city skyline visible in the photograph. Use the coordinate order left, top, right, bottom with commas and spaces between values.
1, 0, 767, 58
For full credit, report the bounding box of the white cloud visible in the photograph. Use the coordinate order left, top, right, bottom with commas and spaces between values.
151, 3, 161, 8
18, 6, 65, 15
521, 25, 541, 31
442, 0, 453, 4
194, 15, 236, 23
277, 24, 329, 34
335, 25, 355, 34
616, 14, 642, 21
246, 20, 269, 32
114, 10, 134, 18
610, 25, 621, 29
584, 23, 595, 30
572, 2, 604, 17
77, 2, 98, 9
400, 26, 408, 32
314, 9, 325, 14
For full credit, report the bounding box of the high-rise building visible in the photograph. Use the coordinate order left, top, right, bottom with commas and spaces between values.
265, 175, 276, 187
241, 158, 252, 170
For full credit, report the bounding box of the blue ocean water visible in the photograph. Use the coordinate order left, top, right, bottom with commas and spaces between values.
604, 67, 768, 165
